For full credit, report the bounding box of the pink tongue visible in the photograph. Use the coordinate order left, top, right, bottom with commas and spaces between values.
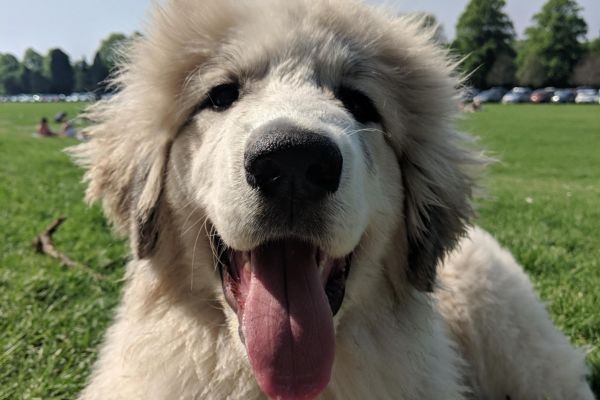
241, 240, 335, 400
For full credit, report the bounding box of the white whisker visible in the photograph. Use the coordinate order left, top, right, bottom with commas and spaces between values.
344, 127, 388, 138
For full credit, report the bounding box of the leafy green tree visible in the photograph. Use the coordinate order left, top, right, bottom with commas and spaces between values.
97, 33, 128, 72
73, 59, 94, 92
452, 0, 516, 88
587, 36, 600, 52
517, 0, 587, 87
571, 51, 600, 86
485, 52, 516, 86
23, 48, 44, 72
21, 48, 48, 93
89, 33, 130, 92
0, 53, 23, 94
89, 52, 109, 92
19, 67, 32, 94
44, 48, 74, 94
572, 36, 600, 86
516, 56, 546, 88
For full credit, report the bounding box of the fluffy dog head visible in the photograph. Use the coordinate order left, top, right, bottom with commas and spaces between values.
71, 0, 480, 398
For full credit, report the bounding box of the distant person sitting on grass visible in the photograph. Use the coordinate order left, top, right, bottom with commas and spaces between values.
55, 111, 87, 141
54, 112, 74, 137
61, 118, 77, 138
36, 117, 56, 137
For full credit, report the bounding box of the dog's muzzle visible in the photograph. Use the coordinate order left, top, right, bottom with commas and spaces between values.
211, 119, 351, 399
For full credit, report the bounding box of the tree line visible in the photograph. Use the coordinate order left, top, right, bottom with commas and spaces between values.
0, 33, 136, 95
1, 0, 599, 95
452, 0, 600, 89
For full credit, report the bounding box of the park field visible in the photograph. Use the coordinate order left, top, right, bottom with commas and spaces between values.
0, 103, 599, 398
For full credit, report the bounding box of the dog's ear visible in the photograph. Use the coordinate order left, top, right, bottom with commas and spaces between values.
400, 151, 476, 292
69, 122, 172, 259
374, 15, 484, 292
67, 6, 207, 259
130, 146, 171, 258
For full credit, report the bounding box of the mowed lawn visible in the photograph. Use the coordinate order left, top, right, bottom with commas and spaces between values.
0, 102, 599, 398
459, 104, 600, 395
0, 103, 127, 400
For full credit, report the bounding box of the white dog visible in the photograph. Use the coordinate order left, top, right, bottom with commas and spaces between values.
71, 0, 595, 399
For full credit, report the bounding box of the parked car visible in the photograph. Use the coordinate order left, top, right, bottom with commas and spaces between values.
575, 88, 599, 104
501, 87, 531, 103
473, 87, 507, 103
530, 88, 554, 103
551, 89, 576, 103
65, 92, 97, 102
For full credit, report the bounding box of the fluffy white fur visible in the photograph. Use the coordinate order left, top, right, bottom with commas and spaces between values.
71, 0, 595, 399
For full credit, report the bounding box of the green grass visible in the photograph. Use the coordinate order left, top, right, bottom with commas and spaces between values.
0, 103, 599, 398
459, 104, 600, 395
0, 103, 127, 399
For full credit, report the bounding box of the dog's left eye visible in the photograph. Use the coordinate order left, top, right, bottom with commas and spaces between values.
336, 86, 381, 124
202, 83, 240, 111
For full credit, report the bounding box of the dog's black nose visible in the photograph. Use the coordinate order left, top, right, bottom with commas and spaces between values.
244, 120, 342, 201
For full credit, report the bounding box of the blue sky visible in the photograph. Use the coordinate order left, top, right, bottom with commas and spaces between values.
1, 0, 599, 62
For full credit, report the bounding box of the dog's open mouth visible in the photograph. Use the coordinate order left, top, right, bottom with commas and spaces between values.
213, 234, 351, 400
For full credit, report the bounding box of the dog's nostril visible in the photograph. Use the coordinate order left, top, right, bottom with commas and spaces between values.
247, 158, 281, 189
244, 120, 343, 201
306, 162, 340, 193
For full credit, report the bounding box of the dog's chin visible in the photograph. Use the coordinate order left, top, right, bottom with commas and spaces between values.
212, 231, 352, 400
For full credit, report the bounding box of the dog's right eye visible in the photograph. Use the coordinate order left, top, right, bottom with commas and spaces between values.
201, 83, 240, 111
336, 86, 381, 124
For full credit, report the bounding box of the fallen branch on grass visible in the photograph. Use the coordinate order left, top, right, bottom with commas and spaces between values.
33, 217, 107, 281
